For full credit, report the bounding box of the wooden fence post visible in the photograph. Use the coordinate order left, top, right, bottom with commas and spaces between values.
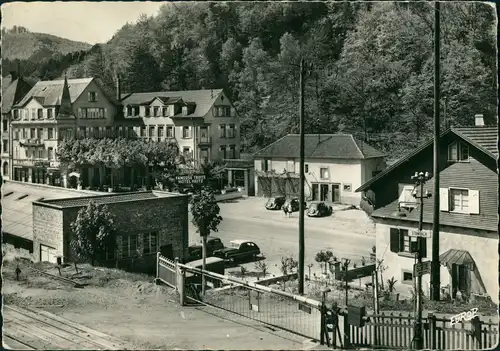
156, 252, 161, 280
471, 316, 483, 350
428, 313, 437, 349
343, 311, 350, 349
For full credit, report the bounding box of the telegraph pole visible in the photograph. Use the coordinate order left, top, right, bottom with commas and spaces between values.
411, 171, 431, 350
431, 0, 441, 302
298, 58, 306, 295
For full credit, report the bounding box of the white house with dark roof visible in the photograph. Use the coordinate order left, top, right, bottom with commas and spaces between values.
120, 88, 241, 165
253, 134, 386, 205
10, 76, 125, 188
355, 121, 498, 303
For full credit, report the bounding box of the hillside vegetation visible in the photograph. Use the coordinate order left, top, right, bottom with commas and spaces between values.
2, 26, 92, 60
3, 3, 497, 158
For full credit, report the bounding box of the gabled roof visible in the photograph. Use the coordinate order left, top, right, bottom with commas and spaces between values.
253, 134, 386, 160
13, 77, 120, 108
2, 76, 35, 114
120, 89, 224, 118
355, 126, 498, 193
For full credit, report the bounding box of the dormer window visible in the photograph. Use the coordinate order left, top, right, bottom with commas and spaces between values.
162, 107, 168, 117
126, 106, 132, 116
448, 141, 469, 162
145, 107, 151, 117
182, 106, 188, 116
13, 109, 19, 120
153, 107, 159, 117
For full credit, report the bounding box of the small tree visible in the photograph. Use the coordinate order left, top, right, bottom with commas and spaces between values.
279, 255, 298, 290
70, 201, 116, 267
254, 260, 269, 278
190, 187, 223, 295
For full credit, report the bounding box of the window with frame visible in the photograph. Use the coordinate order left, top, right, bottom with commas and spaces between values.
31, 108, 36, 120
2, 119, 7, 132
48, 128, 53, 139
48, 147, 53, 160
38, 148, 43, 159
389, 228, 427, 257
153, 107, 159, 117
229, 145, 236, 159
219, 146, 227, 159
37, 109, 43, 119
163, 107, 169, 117
320, 167, 329, 179
93, 127, 99, 138
227, 124, 235, 138
37, 128, 43, 139
448, 142, 469, 162
30, 128, 35, 139
219, 124, 226, 138
79, 127, 86, 138
182, 126, 191, 139
158, 126, 164, 138
166, 126, 174, 138
402, 271, 413, 284
449, 188, 469, 212
121, 234, 138, 258
140, 126, 146, 137
14, 128, 19, 140
106, 127, 113, 138
143, 232, 158, 255
3, 140, 8, 153
47, 108, 53, 119
286, 159, 295, 172
149, 126, 156, 137
22, 128, 27, 139
183, 147, 191, 158
13, 109, 19, 120
88, 91, 98, 102
126, 106, 132, 116
145, 107, 151, 117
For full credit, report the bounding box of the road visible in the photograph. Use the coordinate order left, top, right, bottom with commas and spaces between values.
188, 197, 376, 277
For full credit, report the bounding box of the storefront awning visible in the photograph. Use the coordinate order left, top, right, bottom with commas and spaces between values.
439, 249, 475, 270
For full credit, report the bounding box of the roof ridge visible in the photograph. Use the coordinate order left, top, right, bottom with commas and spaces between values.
253, 134, 291, 157
350, 135, 365, 159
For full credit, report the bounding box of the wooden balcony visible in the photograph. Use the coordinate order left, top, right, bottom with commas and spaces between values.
19, 139, 45, 147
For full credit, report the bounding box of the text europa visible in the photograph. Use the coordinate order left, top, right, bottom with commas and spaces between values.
450, 308, 479, 326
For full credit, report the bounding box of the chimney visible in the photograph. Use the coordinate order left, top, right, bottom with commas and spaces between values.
474, 114, 485, 127
116, 74, 121, 101
9, 71, 18, 80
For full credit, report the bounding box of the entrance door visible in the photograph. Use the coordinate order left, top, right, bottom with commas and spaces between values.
160, 244, 174, 259
320, 184, 329, 202
451, 264, 470, 297
311, 183, 319, 201
40, 244, 57, 263
332, 184, 341, 203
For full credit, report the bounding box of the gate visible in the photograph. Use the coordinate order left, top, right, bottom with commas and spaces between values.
179, 263, 322, 341
156, 253, 177, 288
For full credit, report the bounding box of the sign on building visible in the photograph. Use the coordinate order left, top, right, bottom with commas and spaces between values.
409, 230, 431, 238
413, 261, 432, 277
175, 174, 206, 185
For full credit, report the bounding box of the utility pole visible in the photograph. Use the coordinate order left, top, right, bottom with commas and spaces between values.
411, 171, 432, 350
431, 0, 441, 302
298, 58, 306, 295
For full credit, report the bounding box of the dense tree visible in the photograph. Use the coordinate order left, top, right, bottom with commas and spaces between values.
70, 201, 116, 266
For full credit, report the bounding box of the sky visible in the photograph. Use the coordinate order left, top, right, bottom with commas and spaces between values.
1, 1, 164, 44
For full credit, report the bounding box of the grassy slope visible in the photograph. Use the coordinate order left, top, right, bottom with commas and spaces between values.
2, 31, 92, 60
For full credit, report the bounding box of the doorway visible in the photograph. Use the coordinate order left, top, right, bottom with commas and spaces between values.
332, 184, 341, 203
311, 183, 319, 201
320, 184, 329, 202
160, 244, 174, 259
451, 264, 470, 298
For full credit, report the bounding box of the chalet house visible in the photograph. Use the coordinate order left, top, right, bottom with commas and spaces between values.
1, 70, 35, 180
356, 118, 498, 303
10, 76, 128, 188
253, 134, 386, 205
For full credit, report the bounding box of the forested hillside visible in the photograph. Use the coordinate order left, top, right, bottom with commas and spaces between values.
3, 3, 497, 158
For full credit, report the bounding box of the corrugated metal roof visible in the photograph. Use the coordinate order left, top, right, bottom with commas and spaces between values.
254, 134, 386, 160
121, 89, 223, 118
15, 78, 94, 107
1, 182, 97, 241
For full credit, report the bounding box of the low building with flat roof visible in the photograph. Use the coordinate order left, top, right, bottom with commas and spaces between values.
32, 189, 189, 273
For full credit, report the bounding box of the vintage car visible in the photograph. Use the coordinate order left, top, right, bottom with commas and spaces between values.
306, 201, 333, 217
187, 237, 225, 261
283, 197, 308, 212
213, 240, 261, 262
265, 196, 286, 210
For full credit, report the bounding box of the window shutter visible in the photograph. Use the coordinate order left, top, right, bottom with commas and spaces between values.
213, 107, 217, 117
88, 92, 91, 101
420, 238, 427, 258
468, 190, 479, 214
439, 188, 449, 211
390, 228, 400, 253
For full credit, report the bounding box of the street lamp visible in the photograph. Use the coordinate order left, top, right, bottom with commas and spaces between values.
411, 171, 432, 350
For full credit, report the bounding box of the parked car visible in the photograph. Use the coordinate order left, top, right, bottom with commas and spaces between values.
283, 197, 308, 212
188, 237, 225, 261
306, 201, 333, 217
265, 196, 286, 210
213, 240, 261, 262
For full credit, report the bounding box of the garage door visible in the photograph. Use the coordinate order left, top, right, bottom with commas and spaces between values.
40, 245, 57, 263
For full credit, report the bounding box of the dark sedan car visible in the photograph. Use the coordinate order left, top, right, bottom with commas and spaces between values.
188, 237, 225, 261
283, 197, 308, 212
265, 196, 286, 210
213, 240, 261, 262
306, 201, 333, 217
